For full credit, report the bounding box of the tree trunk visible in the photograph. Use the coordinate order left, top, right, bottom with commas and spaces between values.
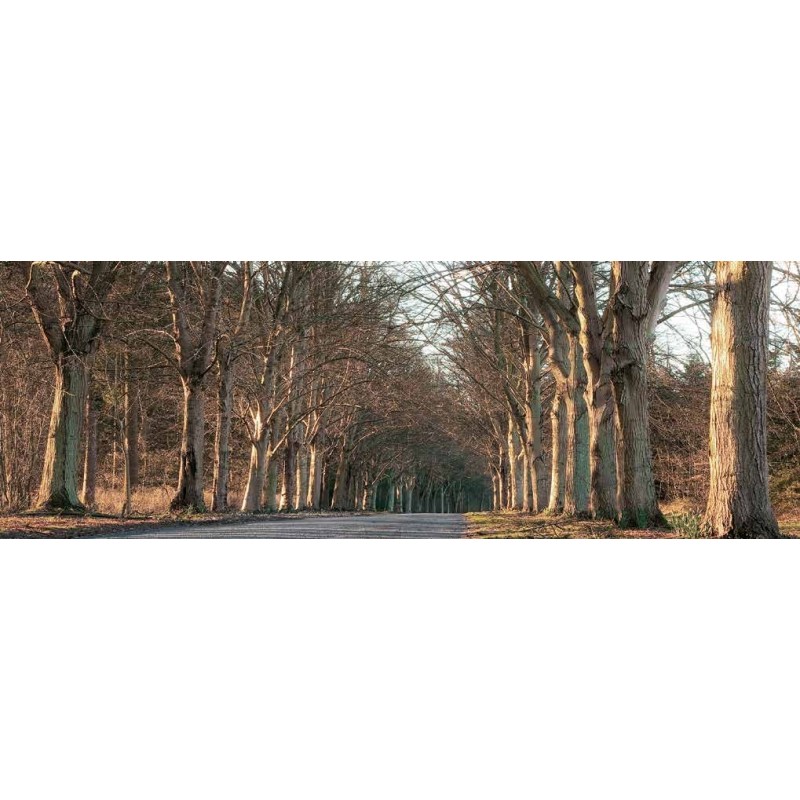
331, 440, 349, 509
547, 389, 568, 513
37, 356, 88, 511
507, 415, 522, 510
587, 388, 618, 519
170, 380, 206, 512
121, 357, 134, 517
564, 337, 591, 516
120, 412, 132, 518
81, 383, 100, 509
265, 448, 279, 511
212, 355, 235, 511
241, 433, 268, 513
296, 443, 310, 510
704, 262, 780, 538
611, 263, 663, 528
524, 360, 545, 513
282, 434, 297, 512
308, 438, 324, 510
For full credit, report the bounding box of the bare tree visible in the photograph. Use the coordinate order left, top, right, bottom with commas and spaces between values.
24, 262, 119, 511
165, 262, 226, 512
609, 261, 676, 528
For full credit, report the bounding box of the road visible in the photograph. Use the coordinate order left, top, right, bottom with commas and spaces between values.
101, 512, 468, 539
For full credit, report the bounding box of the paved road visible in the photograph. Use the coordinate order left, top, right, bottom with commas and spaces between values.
102, 513, 468, 539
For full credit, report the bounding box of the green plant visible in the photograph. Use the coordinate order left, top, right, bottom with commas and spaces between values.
667, 512, 706, 539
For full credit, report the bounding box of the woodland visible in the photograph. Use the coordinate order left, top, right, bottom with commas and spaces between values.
0, 261, 797, 538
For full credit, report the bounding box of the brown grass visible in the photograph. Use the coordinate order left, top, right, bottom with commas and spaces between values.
0, 513, 161, 538
466, 510, 800, 539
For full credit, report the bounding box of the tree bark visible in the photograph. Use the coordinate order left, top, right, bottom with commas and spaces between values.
25, 261, 118, 512
703, 262, 780, 538
610, 262, 664, 528
166, 262, 224, 512
547, 390, 568, 513
171, 379, 206, 511
569, 262, 619, 519
81, 382, 100, 508
38, 356, 88, 511
507, 414, 523, 510
211, 350, 235, 511
564, 334, 591, 516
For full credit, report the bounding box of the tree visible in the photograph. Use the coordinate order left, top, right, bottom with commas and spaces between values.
165, 262, 226, 512
211, 263, 253, 511
703, 262, 780, 538
609, 261, 676, 528
24, 262, 120, 511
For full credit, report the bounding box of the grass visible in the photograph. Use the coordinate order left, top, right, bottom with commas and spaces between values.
466, 508, 800, 539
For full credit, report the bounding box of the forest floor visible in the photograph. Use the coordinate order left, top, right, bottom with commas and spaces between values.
466, 511, 800, 539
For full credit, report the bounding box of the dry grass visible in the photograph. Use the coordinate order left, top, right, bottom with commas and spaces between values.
93, 486, 245, 516
0, 513, 161, 538
466, 510, 800, 539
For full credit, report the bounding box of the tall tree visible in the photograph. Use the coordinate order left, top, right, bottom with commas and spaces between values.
166, 262, 226, 512
24, 262, 119, 511
609, 261, 676, 528
703, 262, 780, 538
211, 263, 253, 511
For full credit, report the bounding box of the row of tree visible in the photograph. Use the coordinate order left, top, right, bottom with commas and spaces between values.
0, 263, 486, 517
419, 262, 798, 538
2, 261, 797, 537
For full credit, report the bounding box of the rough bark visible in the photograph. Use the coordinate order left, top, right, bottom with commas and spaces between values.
547, 391, 568, 513
166, 262, 225, 512
38, 356, 88, 510
564, 333, 591, 516
211, 348, 235, 511
703, 262, 780, 538
81, 383, 100, 508
25, 262, 119, 512
610, 262, 673, 528
569, 262, 618, 519
171, 379, 206, 511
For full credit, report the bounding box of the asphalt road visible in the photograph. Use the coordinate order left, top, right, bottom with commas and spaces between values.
102, 512, 468, 539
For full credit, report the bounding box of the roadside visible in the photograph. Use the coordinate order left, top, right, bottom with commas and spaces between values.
0, 510, 380, 539
466, 511, 800, 539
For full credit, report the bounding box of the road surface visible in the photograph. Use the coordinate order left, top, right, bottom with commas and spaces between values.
101, 513, 468, 539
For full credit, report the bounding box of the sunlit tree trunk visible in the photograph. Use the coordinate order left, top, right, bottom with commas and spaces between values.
24, 262, 119, 512
81, 383, 100, 508
166, 262, 225, 512
569, 262, 618, 519
38, 356, 89, 510
547, 390, 568, 513
704, 262, 780, 538
241, 417, 269, 512
265, 442, 280, 511
507, 414, 523, 510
